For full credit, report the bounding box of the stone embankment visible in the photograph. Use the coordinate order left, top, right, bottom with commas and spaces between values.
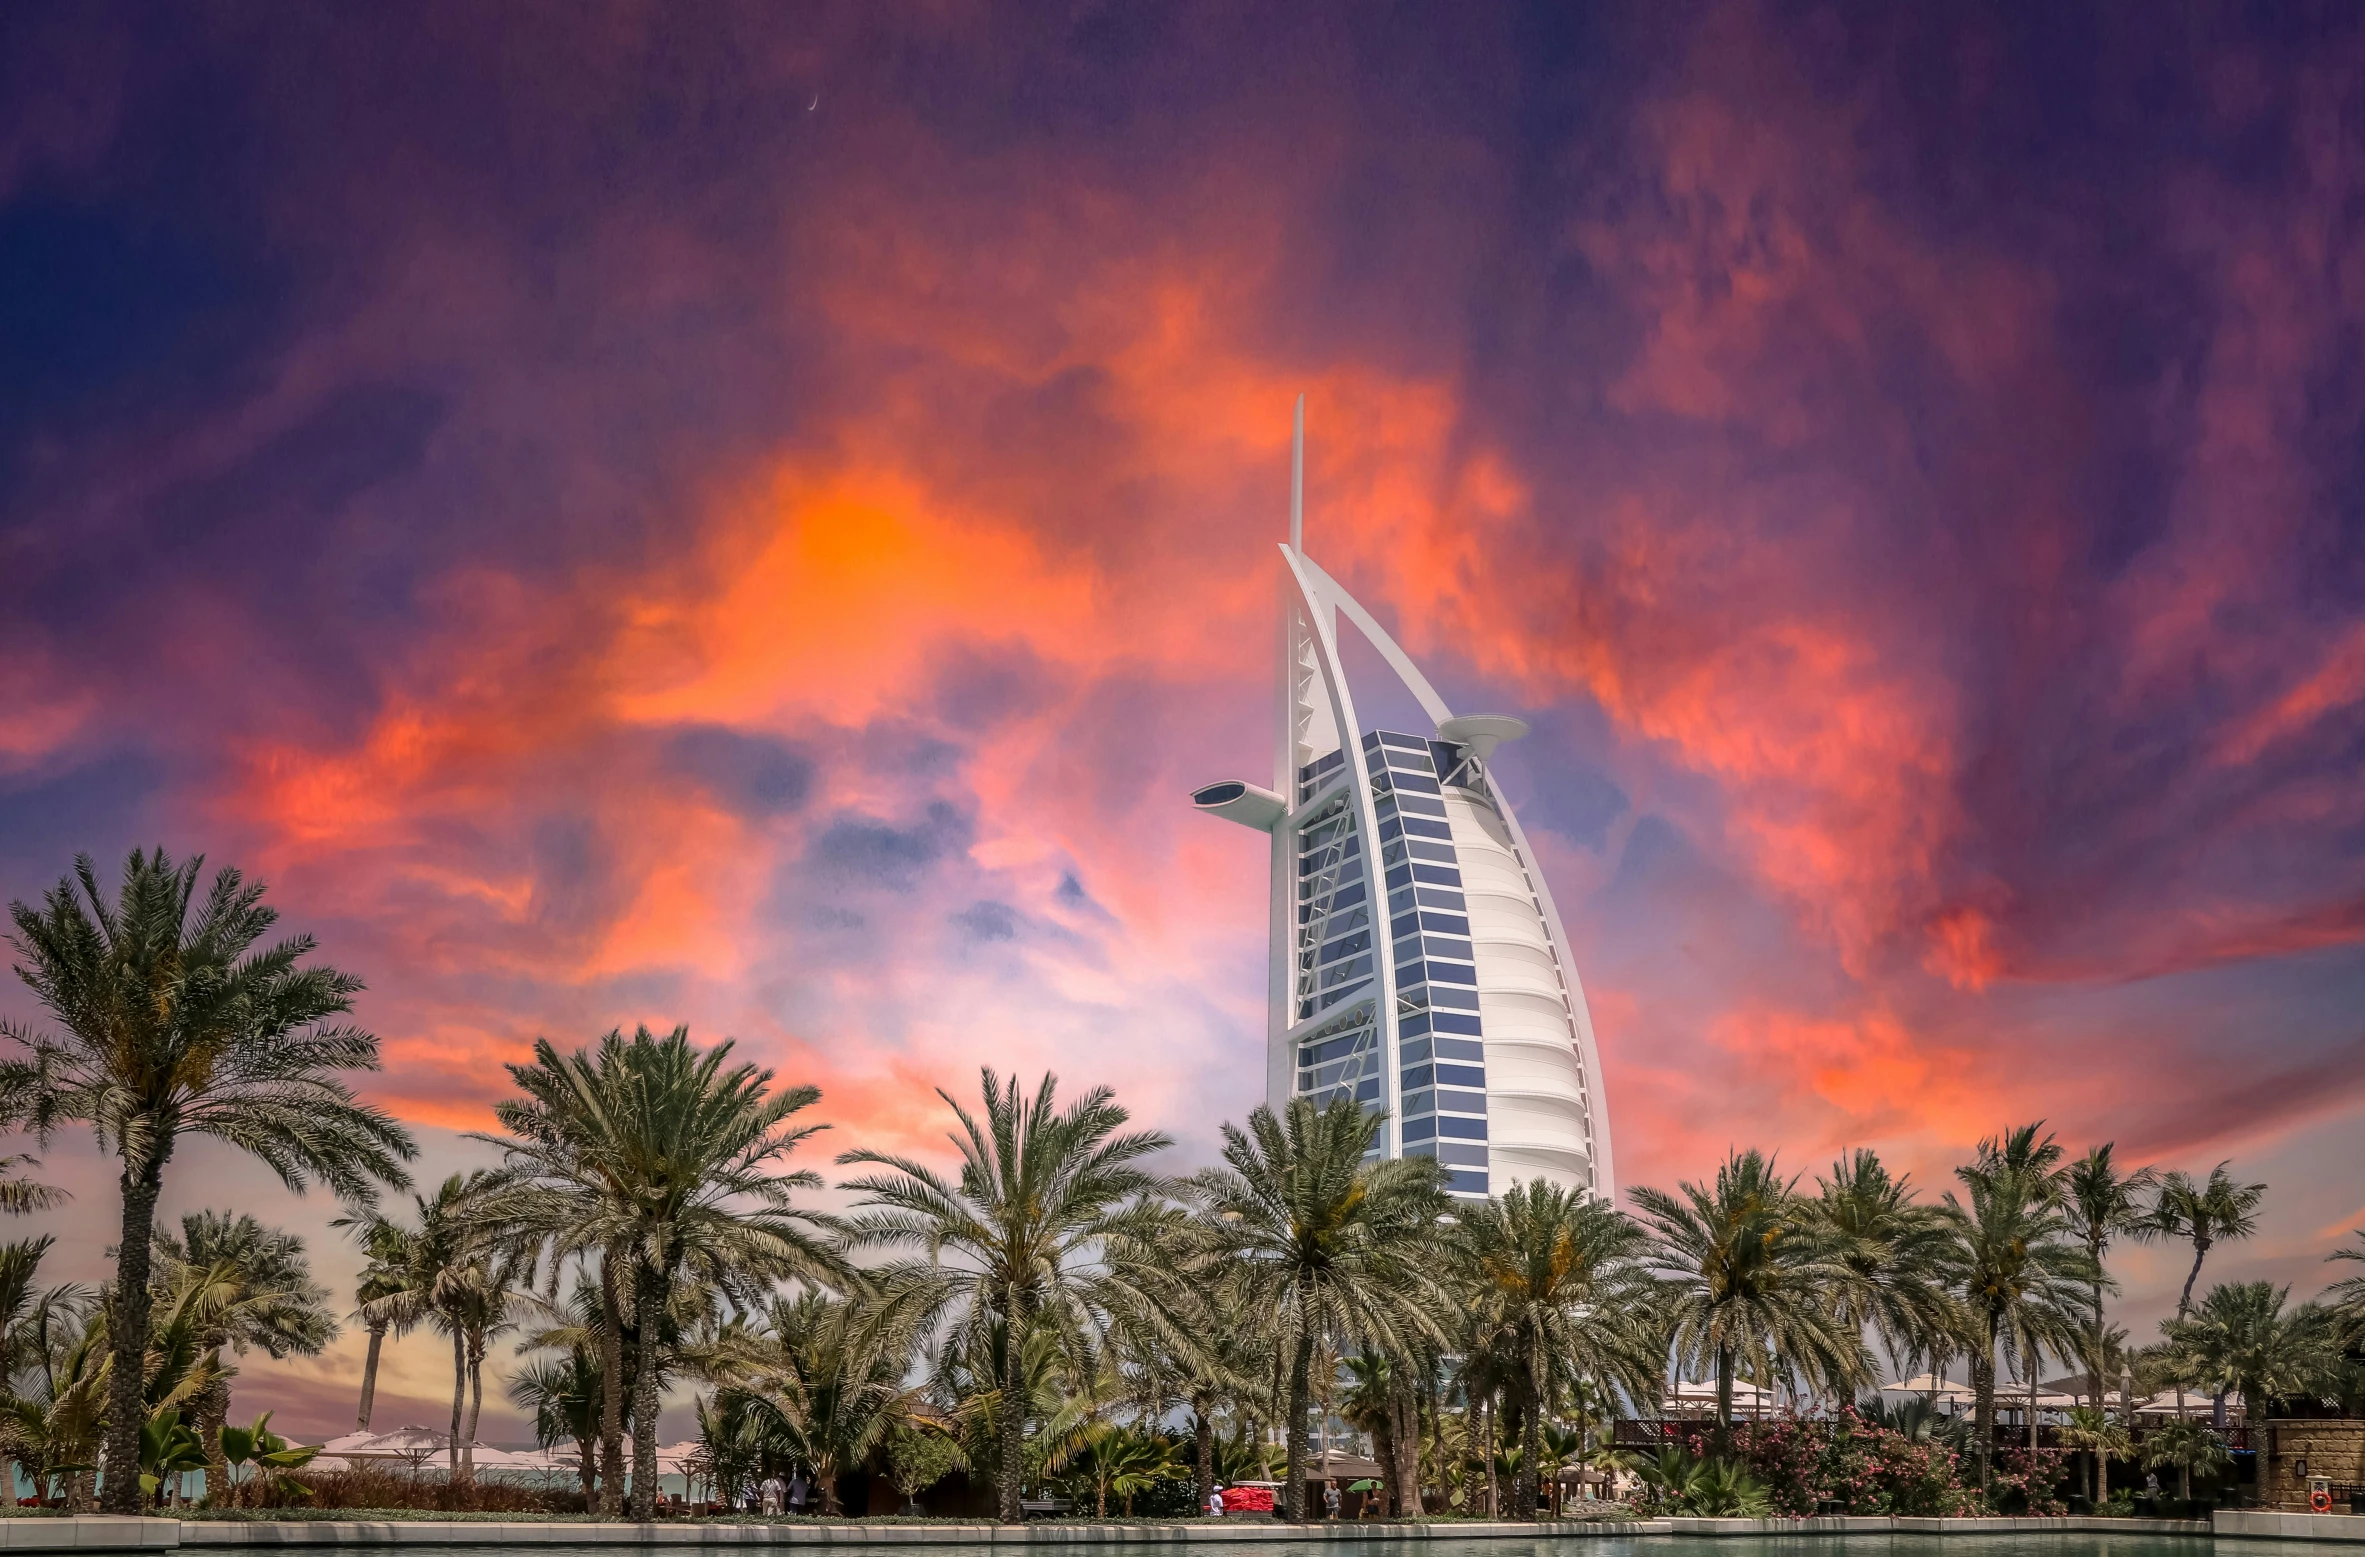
36, 1511, 2365, 1550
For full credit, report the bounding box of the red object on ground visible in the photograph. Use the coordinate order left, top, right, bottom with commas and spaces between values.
1221, 1486, 1275, 1513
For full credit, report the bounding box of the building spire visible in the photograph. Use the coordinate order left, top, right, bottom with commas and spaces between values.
1289, 393, 1305, 555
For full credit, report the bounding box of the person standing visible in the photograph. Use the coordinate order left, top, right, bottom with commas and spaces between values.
788, 1468, 811, 1515
759, 1472, 786, 1516
1323, 1479, 1341, 1520
1207, 1484, 1227, 1518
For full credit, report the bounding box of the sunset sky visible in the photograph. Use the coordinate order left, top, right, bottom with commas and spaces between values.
5, 3, 2365, 1438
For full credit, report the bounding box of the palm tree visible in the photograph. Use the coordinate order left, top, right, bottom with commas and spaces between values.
1095, 1246, 1261, 1519
1, 849, 416, 1510
705, 1288, 920, 1515
1455, 1314, 1516, 1517
334, 1210, 419, 1432
840, 1069, 1174, 1523
2325, 1230, 2365, 1353
2148, 1163, 2266, 1426
1187, 1096, 1451, 1521
150, 1211, 337, 1500
1810, 1149, 1965, 1385
1634, 1149, 1867, 1441
448, 1247, 532, 1473
356, 1172, 510, 1482
1063, 1423, 1181, 1517
0, 1238, 94, 1505
2057, 1405, 2131, 1504
2160, 1281, 2337, 1425
1340, 1349, 1431, 1519
479, 1025, 844, 1520
2149, 1165, 2266, 1321
2143, 1417, 2232, 1503
510, 1349, 601, 1505
927, 1314, 1105, 1502
0, 1237, 64, 1383
2062, 1145, 2154, 1409
0, 1155, 65, 1218
1447, 1181, 1660, 1518
1947, 1128, 2095, 1493
0, 1308, 106, 1510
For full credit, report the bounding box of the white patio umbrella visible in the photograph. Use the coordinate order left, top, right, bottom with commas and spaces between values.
1660, 1379, 1775, 1414
332, 1425, 451, 1467
1880, 1374, 1979, 1403
2134, 1391, 2241, 1417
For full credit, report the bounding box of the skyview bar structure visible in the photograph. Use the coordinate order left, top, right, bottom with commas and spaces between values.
1189, 399, 1615, 1201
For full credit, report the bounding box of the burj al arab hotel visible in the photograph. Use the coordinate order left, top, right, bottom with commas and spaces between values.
1189, 401, 1614, 1201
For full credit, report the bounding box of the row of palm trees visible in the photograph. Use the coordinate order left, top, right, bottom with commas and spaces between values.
6, 849, 2364, 1521
0, 1211, 340, 1509
372, 1059, 2365, 1522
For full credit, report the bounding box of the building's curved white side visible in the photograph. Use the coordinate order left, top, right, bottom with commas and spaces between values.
1190, 410, 1614, 1202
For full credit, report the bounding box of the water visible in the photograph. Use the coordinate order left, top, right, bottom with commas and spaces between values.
184, 1536, 2300, 1557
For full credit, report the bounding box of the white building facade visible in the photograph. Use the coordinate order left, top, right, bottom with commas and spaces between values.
1189, 403, 1615, 1201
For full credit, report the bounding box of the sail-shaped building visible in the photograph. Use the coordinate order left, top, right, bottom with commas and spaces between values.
1189, 401, 1615, 1201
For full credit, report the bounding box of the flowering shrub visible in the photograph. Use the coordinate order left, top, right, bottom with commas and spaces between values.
1991, 1447, 2070, 1515
1683, 1411, 1978, 1517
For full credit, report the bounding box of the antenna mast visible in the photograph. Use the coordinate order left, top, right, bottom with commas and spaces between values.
1289, 393, 1305, 554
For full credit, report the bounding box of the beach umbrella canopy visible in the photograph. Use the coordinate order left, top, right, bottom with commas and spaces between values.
1661, 1379, 1775, 1411
336, 1425, 450, 1462
1345, 1479, 1379, 1492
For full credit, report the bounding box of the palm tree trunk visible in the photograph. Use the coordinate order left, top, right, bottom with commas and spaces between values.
2177, 1238, 2209, 1320
997, 1317, 1025, 1522
198, 1365, 230, 1511
1389, 1376, 1420, 1517
599, 1258, 626, 1517
1483, 1392, 1499, 1518
1193, 1409, 1214, 1514
1971, 1343, 1996, 1495
449, 1327, 468, 1482
358, 1321, 387, 1430
101, 1161, 166, 1514
1714, 1345, 1735, 1453
1286, 1293, 1314, 1522
579, 1432, 596, 1508
2090, 1268, 2105, 1413
464, 1334, 486, 1480
1518, 1376, 1541, 1520
629, 1263, 663, 1521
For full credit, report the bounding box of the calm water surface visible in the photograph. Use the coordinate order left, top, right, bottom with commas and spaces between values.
196, 1535, 2307, 1557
